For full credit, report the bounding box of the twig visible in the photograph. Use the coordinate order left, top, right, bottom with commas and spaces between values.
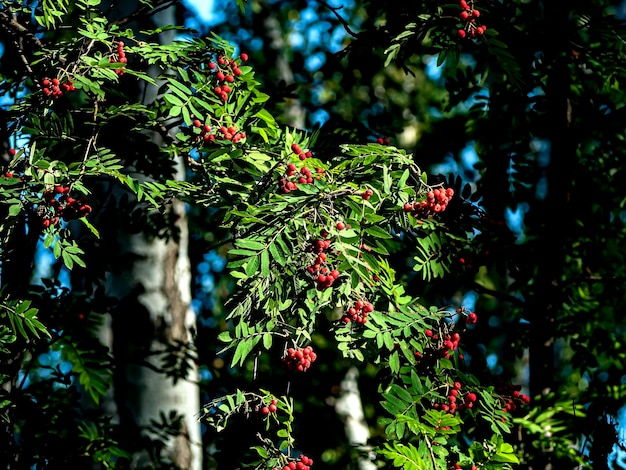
317, 0, 359, 38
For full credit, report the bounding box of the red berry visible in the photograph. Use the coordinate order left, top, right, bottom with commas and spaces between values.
336, 221, 345, 230
291, 143, 302, 154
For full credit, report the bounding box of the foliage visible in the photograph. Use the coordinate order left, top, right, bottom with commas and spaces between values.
1, 0, 626, 469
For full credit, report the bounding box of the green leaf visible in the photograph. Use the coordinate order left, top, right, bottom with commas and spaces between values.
244, 255, 260, 277
8, 204, 21, 217
397, 169, 410, 189
164, 93, 185, 107
80, 217, 100, 238
235, 238, 266, 251
260, 249, 270, 276
389, 350, 400, 373
365, 226, 393, 239
492, 452, 520, 464
231, 336, 259, 367
268, 241, 286, 266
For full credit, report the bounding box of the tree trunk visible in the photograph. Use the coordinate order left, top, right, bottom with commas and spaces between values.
526, 3, 573, 469
333, 367, 377, 470
105, 194, 201, 470
96, 3, 202, 469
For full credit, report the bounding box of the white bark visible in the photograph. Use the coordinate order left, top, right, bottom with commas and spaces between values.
105, 196, 202, 470
97, 4, 202, 467
333, 367, 377, 470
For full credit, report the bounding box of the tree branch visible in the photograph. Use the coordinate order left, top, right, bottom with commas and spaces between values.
317, 0, 359, 38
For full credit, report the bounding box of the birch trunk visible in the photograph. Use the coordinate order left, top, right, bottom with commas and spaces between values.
105, 195, 201, 470
97, 3, 202, 469
333, 367, 377, 470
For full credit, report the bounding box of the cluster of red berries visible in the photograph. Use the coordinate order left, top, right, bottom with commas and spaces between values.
376, 137, 391, 145
259, 398, 278, 416
40, 186, 92, 228
273, 454, 314, 470
432, 382, 478, 414
404, 187, 454, 218
341, 298, 374, 324
277, 144, 323, 193
110, 40, 128, 75
495, 381, 530, 413
456, 307, 477, 325
278, 163, 321, 194
361, 188, 374, 200
41, 77, 75, 98
423, 328, 462, 359
282, 346, 317, 372
307, 232, 332, 254
192, 119, 246, 144
209, 53, 247, 102
305, 234, 340, 290
291, 143, 314, 161
457, 0, 486, 39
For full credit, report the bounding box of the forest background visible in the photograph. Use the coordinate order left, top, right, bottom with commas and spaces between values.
1, 0, 625, 469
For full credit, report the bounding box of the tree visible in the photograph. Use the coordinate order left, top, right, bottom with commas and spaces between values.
1, 1, 625, 470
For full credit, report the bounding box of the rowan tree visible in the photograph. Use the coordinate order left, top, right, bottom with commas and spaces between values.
1, 1, 625, 470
